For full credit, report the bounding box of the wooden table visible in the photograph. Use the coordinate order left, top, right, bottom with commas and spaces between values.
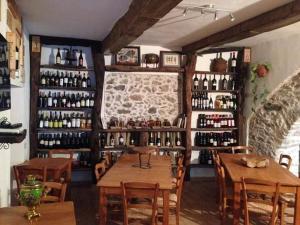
219, 153, 300, 225
97, 154, 173, 225
19, 158, 71, 182
0, 201, 76, 225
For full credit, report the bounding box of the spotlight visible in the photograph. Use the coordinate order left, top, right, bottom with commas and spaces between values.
229, 13, 235, 21
214, 11, 218, 20
183, 8, 188, 17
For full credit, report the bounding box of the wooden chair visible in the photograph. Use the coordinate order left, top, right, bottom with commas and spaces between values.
279, 154, 292, 170
95, 161, 106, 181
103, 151, 113, 169
13, 164, 47, 193
158, 167, 186, 225
231, 146, 256, 154
121, 182, 159, 225
41, 181, 67, 203
49, 149, 73, 182
241, 177, 284, 225
172, 157, 184, 188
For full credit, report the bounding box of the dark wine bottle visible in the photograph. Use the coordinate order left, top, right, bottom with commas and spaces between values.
56, 48, 61, 64
78, 50, 83, 67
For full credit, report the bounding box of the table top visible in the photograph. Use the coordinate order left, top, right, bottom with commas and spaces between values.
219, 153, 300, 186
97, 154, 173, 190
20, 158, 70, 170
0, 201, 76, 225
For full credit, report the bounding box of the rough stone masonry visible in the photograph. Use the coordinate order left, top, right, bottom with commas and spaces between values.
102, 72, 182, 127
249, 73, 300, 158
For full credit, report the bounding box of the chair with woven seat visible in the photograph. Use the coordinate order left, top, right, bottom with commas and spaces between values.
49, 149, 73, 182
231, 146, 256, 154
279, 154, 292, 170
13, 164, 47, 194
41, 181, 67, 203
241, 177, 285, 225
121, 182, 159, 225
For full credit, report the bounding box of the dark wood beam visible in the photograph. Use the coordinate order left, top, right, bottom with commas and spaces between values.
183, 1, 300, 53
103, 0, 182, 53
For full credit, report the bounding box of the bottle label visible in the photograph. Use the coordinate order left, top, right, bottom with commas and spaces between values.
231, 60, 236, 67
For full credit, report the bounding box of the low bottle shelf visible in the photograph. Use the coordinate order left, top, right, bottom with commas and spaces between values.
194, 70, 237, 76
39, 86, 96, 92
100, 146, 186, 151
40, 64, 94, 72
192, 89, 238, 93
192, 146, 234, 151
191, 127, 238, 131
192, 108, 236, 112
99, 127, 186, 132
105, 65, 184, 73
38, 107, 93, 111
36, 128, 92, 132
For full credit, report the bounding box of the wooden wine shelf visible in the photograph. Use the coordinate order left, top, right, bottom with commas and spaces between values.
192, 89, 238, 93
105, 65, 184, 73
36, 128, 92, 132
99, 127, 186, 132
39, 86, 96, 92
0, 129, 27, 143
192, 109, 236, 112
194, 70, 237, 76
192, 146, 234, 151
37, 148, 91, 152
191, 127, 238, 132
38, 107, 93, 111
40, 64, 94, 72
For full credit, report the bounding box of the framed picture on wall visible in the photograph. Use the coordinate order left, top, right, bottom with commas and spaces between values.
159, 51, 182, 68
115, 46, 140, 66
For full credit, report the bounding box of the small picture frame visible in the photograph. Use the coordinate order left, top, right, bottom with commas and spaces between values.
160, 51, 181, 68
115, 46, 140, 66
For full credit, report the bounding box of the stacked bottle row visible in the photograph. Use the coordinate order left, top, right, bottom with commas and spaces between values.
192, 92, 237, 110
194, 131, 237, 147
193, 74, 236, 91
0, 69, 10, 86
0, 91, 10, 108
198, 150, 214, 165
38, 132, 90, 149
40, 70, 92, 88
197, 114, 235, 128
100, 131, 183, 148
38, 91, 95, 108
55, 48, 85, 68
38, 111, 92, 129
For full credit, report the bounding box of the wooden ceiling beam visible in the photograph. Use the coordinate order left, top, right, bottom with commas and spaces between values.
102, 0, 182, 53
182, 1, 300, 53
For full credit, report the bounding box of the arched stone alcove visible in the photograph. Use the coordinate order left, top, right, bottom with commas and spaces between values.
249, 73, 300, 175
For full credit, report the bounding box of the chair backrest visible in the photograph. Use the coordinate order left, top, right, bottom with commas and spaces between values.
95, 161, 106, 181
103, 151, 113, 169
216, 162, 227, 208
231, 146, 256, 154
177, 156, 184, 167
279, 154, 292, 170
241, 177, 281, 225
48, 149, 73, 160
121, 182, 159, 225
174, 167, 186, 211
13, 164, 47, 193
41, 181, 67, 203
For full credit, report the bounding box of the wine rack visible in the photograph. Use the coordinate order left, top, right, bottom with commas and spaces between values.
30, 36, 104, 176
189, 48, 246, 170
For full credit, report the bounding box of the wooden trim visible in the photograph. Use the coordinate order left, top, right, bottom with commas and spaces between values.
183, 1, 300, 53
36, 35, 100, 47
183, 53, 197, 180
105, 65, 184, 73
102, 0, 183, 53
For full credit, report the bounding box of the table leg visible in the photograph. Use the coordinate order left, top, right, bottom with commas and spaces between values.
162, 190, 170, 225
99, 187, 107, 225
233, 182, 241, 225
294, 186, 300, 225
66, 162, 72, 182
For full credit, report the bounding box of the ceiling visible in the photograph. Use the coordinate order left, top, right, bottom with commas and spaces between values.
16, 0, 295, 48
133, 0, 293, 48
16, 0, 132, 40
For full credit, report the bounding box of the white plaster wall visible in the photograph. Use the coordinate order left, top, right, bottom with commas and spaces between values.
245, 33, 300, 144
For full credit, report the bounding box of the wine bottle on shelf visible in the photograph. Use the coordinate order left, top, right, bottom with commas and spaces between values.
110, 133, 115, 147
209, 97, 213, 109
39, 113, 44, 128
202, 74, 208, 90
59, 72, 64, 87
211, 74, 217, 90
86, 113, 92, 129
78, 50, 83, 67
119, 133, 125, 146
55, 71, 59, 86
148, 132, 154, 146
156, 132, 161, 147
87, 74, 91, 88
222, 75, 228, 90
56, 48, 61, 64
165, 132, 171, 147
175, 132, 181, 146
40, 71, 46, 86
89, 93, 95, 107
63, 72, 68, 87
231, 52, 237, 72
68, 72, 74, 87
193, 74, 199, 90
82, 73, 87, 88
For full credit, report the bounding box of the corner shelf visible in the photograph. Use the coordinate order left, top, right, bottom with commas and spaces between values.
38, 86, 96, 92
105, 65, 184, 73
40, 64, 94, 72
194, 70, 237, 76
191, 127, 238, 132
0, 129, 27, 143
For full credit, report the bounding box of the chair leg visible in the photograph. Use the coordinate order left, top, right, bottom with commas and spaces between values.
279, 201, 286, 225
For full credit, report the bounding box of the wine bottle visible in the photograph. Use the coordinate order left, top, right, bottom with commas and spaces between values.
222, 75, 228, 90
47, 91, 52, 107
89, 93, 94, 107
59, 72, 64, 87
156, 132, 161, 147
40, 71, 46, 86
119, 133, 125, 146
110, 134, 115, 146
63, 72, 68, 87
82, 73, 87, 88
56, 48, 61, 64
211, 74, 217, 90
193, 74, 199, 90
175, 132, 181, 146
78, 50, 83, 67
202, 74, 208, 90
231, 52, 237, 72
165, 132, 171, 147
149, 132, 154, 146
87, 74, 91, 88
